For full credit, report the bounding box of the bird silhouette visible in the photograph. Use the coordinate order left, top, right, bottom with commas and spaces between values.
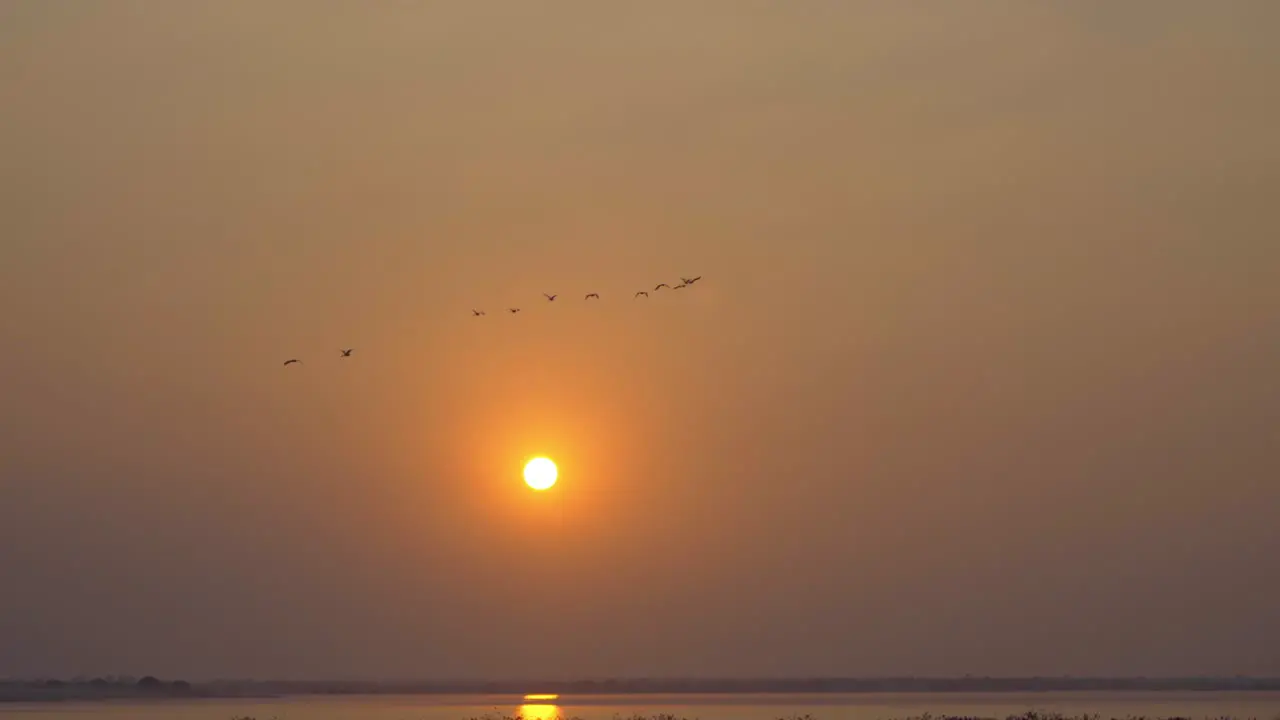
472, 309, 485, 316
340, 349, 353, 357
655, 283, 671, 291
673, 283, 686, 289
543, 293, 557, 301
682, 275, 702, 284
635, 291, 648, 298
283, 359, 300, 366
585, 293, 600, 300
509, 308, 521, 314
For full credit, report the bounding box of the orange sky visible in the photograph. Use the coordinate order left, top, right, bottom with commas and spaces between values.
1, 1, 1278, 680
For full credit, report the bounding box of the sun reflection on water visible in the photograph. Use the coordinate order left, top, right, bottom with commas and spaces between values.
518, 702, 562, 720
518, 694, 562, 720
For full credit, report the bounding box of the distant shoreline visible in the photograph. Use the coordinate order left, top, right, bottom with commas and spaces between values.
4, 677, 1280, 703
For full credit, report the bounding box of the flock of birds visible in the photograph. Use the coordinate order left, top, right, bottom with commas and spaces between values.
281, 274, 703, 366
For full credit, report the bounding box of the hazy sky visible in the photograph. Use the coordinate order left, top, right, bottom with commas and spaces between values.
2, 1, 1278, 681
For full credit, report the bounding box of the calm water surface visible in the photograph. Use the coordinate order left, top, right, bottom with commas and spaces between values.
3, 692, 1280, 720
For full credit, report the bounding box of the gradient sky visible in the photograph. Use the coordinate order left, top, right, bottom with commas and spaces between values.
2, 1, 1278, 681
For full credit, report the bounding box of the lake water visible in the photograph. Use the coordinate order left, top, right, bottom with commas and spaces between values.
3, 692, 1280, 720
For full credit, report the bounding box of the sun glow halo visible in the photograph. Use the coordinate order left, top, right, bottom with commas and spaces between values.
523, 457, 558, 491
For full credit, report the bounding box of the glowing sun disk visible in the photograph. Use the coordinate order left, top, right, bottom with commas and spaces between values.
523, 457, 558, 490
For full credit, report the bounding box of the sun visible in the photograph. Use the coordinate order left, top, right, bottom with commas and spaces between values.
523, 457, 558, 491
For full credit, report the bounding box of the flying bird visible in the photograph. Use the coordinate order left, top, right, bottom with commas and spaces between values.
585, 293, 599, 300
655, 283, 671, 291
673, 283, 686, 289
340, 349, 353, 357
681, 276, 702, 285
509, 308, 521, 314
283, 358, 300, 366
472, 309, 485, 316
635, 291, 648, 298
543, 293, 557, 301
